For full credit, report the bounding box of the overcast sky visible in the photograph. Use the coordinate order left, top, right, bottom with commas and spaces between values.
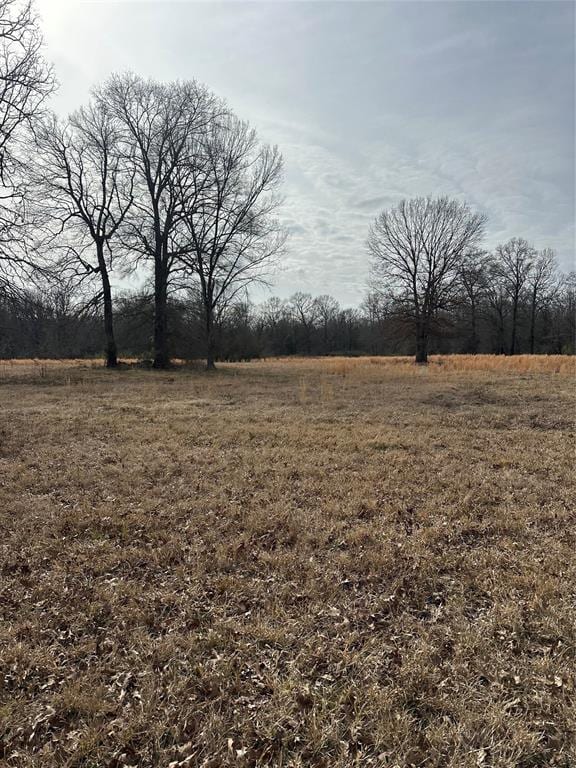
37, 0, 575, 305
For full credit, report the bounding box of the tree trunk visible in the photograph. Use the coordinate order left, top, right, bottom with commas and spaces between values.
96, 242, 118, 369
510, 295, 518, 355
415, 320, 428, 364
529, 289, 537, 355
205, 307, 216, 371
153, 262, 169, 369
304, 323, 312, 355
470, 297, 478, 354
496, 308, 505, 354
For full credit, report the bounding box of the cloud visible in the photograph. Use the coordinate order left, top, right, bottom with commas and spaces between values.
353, 196, 395, 212
36, 0, 575, 305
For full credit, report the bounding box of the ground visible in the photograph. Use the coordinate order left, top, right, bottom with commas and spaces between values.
0, 355, 575, 768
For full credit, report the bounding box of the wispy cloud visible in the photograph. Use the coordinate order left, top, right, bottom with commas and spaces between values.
37, 0, 575, 304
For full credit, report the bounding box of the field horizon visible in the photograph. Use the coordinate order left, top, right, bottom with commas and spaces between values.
1, 352, 575, 376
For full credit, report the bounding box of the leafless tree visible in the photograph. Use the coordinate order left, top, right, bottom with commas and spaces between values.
491, 237, 536, 355
338, 307, 361, 353
95, 73, 216, 368
360, 291, 392, 354
259, 296, 288, 329
177, 115, 284, 369
458, 249, 489, 353
484, 260, 509, 354
0, 0, 54, 281
314, 294, 340, 352
289, 292, 319, 355
32, 103, 133, 367
361, 291, 388, 325
368, 196, 486, 362
527, 248, 558, 354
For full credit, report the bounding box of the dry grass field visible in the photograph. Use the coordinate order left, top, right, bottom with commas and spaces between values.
1, 356, 575, 768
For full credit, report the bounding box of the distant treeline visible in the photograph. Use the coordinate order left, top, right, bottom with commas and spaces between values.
2, 266, 574, 361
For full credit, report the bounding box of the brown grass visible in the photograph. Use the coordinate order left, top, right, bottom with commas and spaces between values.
1, 356, 575, 767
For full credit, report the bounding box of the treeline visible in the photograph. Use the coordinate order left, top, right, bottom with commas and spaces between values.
0, 1, 573, 367
2, 264, 574, 361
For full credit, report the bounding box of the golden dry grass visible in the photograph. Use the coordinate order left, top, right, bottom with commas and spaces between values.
1, 356, 575, 767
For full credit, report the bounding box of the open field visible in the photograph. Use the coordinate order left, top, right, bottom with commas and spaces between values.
1, 356, 575, 767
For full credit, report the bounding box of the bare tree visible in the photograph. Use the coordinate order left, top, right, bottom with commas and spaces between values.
314, 294, 340, 353
96, 74, 216, 368
458, 249, 489, 353
256, 295, 291, 355
361, 290, 392, 354
177, 115, 284, 369
0, 0, 54, 282
491, 237, 536, 355
338, 307, 361, 353
368, 197, 486, 363
32, 103, 133, 367
259, 296, 288, 330
289, 292, 319, 355
485, 260, 509, 354
527, 248, 557, 354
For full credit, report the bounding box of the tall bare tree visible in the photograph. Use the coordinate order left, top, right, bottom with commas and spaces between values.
485, 260, 509, 354
32, 103, 134, 367
527, 248, 557, 354
96, 74, 216, 368
177, 115, 284, 369
361, 290, 391, 354
289, 292, 319, 356
368, 196, 486, 363
0, 0, 54, 282
491, 237, 535, 355
314, 294, 340, 353
458, 249, 489, 353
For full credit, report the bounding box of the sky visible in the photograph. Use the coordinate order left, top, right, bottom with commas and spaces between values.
36, 0, 575, 306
